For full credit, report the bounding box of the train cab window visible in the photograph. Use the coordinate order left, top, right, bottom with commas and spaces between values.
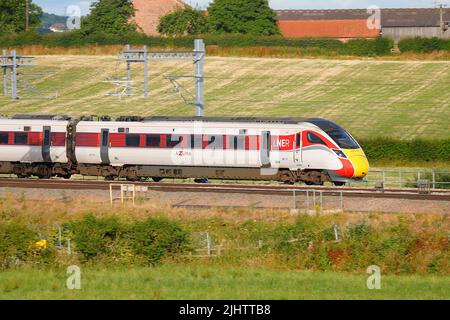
125, 134, 141, 147
146, 135, 161, 147
167, 135, 182, 148
327, 129, 360, 149
307, 132, 327, 146
0, 133, 8, 145
14, 132, 28, 145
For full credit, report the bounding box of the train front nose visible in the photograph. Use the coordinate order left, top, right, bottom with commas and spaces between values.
343, 149, 369, 179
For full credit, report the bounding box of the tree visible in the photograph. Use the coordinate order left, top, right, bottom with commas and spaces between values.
158, 7, 210, 37
208, 0, 279, 36
0, 0, 42, 33
80, 0, 136, 36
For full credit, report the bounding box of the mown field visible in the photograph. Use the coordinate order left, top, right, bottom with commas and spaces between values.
1, 265, 449, 300
0, 55, 449, 140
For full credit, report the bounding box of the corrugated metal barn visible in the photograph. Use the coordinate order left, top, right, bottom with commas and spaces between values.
276, 8, 450, 41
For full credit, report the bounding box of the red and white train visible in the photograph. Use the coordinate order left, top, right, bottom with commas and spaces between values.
0, 115, 369, 185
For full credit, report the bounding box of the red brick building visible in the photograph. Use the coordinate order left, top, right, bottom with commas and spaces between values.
276, 10, 380, 40
131, 0, 186, 36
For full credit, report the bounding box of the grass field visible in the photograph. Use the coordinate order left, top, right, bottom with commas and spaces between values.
0, 55, 449, 140
1, 265, 449, 300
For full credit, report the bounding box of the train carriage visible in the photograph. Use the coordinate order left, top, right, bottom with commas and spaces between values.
0, 115, 369, 185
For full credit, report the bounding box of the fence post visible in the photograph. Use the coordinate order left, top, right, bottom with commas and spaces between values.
206, 233, 211, 256
319, 191, 323, 214
432, 171, 436, 190
333, 224, 340, 241
292, 190, 296, 210
58, 227, 62, 247
306, 191, 310, 212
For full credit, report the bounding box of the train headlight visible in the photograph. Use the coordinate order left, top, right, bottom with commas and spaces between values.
333, 149, 347, 158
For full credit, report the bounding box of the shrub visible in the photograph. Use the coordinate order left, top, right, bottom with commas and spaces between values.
358, 138, 450, 164
66, 214, 122, 261
126, 218, 190, 265
66, 214, 189, 265
399, 37, 450, 53
0, 222, 56, 268
0, 33, 393, 57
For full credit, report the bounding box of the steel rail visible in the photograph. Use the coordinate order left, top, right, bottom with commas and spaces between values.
0, 178, 449, 202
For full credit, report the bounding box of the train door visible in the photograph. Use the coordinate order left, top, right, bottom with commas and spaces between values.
294, 132, 302, 165
100, 129, 110, 164
42, 126, 52, 163
261, 131, 271, 167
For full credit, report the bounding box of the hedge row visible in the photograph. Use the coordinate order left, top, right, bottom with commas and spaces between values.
268, 217, 448, 274
0, 215, 190, 269
0, 32, 393, 56
359, 138, 450, 163
399, 37, 450, 53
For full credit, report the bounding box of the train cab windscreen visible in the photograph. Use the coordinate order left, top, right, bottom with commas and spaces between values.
306, 119, 360, 150
327, 129, 360, 149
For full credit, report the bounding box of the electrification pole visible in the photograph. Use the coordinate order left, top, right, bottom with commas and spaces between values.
25, 0, 29, 32
194, 39, 205, 117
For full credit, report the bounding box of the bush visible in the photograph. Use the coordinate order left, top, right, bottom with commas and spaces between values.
266, 217, 448, 275
399, 37, 450, 53
0, 32, 393, 57
66, 214, 122, 261
67, 214, 189, 265
127, 218, 190, 265
358, 138, 450, 164
0, 222, 55, 269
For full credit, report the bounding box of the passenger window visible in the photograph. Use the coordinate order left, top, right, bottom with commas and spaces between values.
167, 135, 182, 148
0, 133, 8, 145
125, 134, 140, 147
14, 132, 28, 145
307, 132, 327, 146
203, 135, 218, 149
228, 136, 245, 150
146, 135, 161, 147
190, 135, 202, 149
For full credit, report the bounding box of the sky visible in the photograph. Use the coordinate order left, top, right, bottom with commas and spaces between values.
34, 0, 448, 16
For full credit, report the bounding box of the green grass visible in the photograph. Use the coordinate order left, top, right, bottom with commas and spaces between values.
1, 264, 449, 300
0, 56, 449, 140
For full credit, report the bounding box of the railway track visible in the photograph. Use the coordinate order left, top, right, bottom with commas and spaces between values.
0, 178, 449, 202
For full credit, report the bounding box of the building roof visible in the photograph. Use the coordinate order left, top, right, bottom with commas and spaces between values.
276, 8, 450, 28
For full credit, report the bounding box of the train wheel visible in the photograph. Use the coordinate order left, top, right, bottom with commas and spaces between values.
334, 182, 346, 187
305, 181, 324, 186
194, 178, 209, 184
152, 177, 163, 182
17, 174, 30, 179
37, 174, 52, 180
